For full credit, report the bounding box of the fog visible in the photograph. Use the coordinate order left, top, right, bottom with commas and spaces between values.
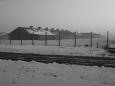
0, 0, 115, 37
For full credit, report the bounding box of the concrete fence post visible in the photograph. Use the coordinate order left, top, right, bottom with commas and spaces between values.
59, 31, 61, 46
90, 32, 93, 47
0, 33, 1, 44
9, 34, 12, 45
107, 31, 109, 48
32, 31, 34, 45
45, 32, 47, 46
74, 32, 77, 47
97, 42, 99, 48
21, 38, 23, 45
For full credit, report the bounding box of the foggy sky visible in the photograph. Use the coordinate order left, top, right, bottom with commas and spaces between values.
0, 0, 115, 35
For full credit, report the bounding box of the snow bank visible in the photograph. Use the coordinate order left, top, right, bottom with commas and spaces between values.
0, 45, 107, 56
0, 60, 115, 86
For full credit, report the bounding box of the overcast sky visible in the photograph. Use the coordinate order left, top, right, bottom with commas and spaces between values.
0, 0, 115, 35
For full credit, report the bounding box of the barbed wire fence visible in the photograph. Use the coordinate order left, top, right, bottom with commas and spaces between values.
0, 31, 110, 48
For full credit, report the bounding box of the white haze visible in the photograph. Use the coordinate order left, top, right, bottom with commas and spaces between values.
0, 0, 115, 37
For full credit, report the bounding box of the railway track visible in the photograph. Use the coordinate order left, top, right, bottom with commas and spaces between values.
0, 52, 115, 68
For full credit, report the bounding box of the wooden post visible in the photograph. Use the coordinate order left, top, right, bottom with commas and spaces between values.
9, 34, 12, 45
45, 32, 47, 46
21, 39, 22, 45
107, 31, 109, 48
0, 33, 1, 44
32, 31, 34, 45
30, 26, 34, 45
74, 32, 77, 47
90, 32, 93, 47
97, 42, 99, 48
59, 31, 61, 46
10, 39, 12, 45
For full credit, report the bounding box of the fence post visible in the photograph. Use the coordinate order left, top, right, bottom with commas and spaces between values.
0, 33, 1, 44
21, 38, 22, 45
74, 32, 77, 47
107, 31, 109, 48
90, 32, 93, 47
59, 31, 61, 46
9, 34, 12, 45
32, 31, 34, 45
97, 42, 99, 48
45, 32, 47, 46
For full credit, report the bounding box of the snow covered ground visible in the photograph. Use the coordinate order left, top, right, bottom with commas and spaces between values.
0, 44, 114, 86
0, 44, 107, 56
0, 60, 115, 86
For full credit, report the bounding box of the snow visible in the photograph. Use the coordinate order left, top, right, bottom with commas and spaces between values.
0, 44, 113, 86
0, 60, 115, 86
26, 28, 55, 35
0, 45, 107, 56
